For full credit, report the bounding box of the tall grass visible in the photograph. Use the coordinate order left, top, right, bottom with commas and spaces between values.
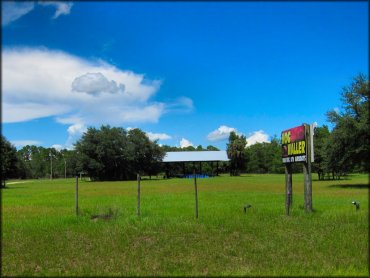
2, 174, 368, 276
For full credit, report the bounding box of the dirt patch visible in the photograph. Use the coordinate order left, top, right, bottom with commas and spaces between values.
90, 208, 114, 221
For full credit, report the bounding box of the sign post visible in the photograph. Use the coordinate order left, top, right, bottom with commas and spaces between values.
285, 163, 293, 215
281, 123, 313, 215
303, 124, 312, 212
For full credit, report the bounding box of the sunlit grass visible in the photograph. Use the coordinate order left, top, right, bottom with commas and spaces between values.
2, 174, 368, 276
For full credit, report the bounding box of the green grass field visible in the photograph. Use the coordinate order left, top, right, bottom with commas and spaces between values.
2, 174, 368, 276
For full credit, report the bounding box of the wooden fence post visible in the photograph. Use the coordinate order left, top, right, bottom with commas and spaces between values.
285, 163, 293, 216
303, 124, 313, 212
193, 168, 198, 219
75, 175, 79, 216
137, 173, 141, 216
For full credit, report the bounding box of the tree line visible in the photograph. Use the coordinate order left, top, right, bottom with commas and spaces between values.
1, 74, 368, 185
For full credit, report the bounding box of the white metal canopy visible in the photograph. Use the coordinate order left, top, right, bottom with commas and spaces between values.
163, 151, 229, 163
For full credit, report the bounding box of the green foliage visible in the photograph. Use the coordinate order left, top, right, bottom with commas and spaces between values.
75, 125, 164, 181
326, 74, 369, 176
245, 137, 284, 174
16, 145, 77, 179
227, 131, 247, 176
127, 128, 164, 177
206, 145, 219, 151
312, 125, 330, 180
1, 136, 18, 186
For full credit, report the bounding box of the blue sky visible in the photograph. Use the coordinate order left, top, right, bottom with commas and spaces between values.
2, 1, 368, 150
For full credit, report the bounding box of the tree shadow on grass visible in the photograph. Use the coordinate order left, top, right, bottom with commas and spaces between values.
313, 177, 352, 182
328, 184, 369, 189
1, 186, 26, 189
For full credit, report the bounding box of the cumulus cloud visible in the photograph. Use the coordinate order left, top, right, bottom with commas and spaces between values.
2, 2, 35, 25
207, 126, 270, 147
2, 2, 73, 26
51, 144, 63, 151
180, 138, 193, 148
11, 140, 41, 148
2, 47, 169, 126
207, 125, 237, 142
246, 130, 270, 147
67, 123, 87, 136
146, 132, 172, 141
65, 123, 87, 149
39, 1, 73, 19
72, 72, 125, 96
3, 47, 194, 149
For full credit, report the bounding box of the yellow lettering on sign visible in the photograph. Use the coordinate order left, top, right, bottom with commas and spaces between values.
286, 141, 306, 155
282, 131, 291, 144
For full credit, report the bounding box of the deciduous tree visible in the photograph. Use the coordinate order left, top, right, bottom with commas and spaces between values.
312, 125, 330, 180
75, 125, 164, 180
326, 74, 369, 176
1, 136, 18, 187
227, 131, 247, 176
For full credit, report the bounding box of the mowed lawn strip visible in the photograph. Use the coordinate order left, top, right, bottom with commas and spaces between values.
2, 174, 368, 276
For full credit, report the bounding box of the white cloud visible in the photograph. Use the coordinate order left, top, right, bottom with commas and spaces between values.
2, 47, 173, 126
67, 123, 87, 136
2, 2, 35, 25
207, 125, 237, 142
2, 2, 73, 26
180, 138, 193, 148
146, 132, 172, 141
3, 102, 70, 123
246, 130, 270, 147
11, 140, 41, 148
72, 72, 125, 96
51, 144, 63, 151
39, 2, 73, 19
3, 47, 194, 149
165, 97, 194, 113
56, 116, 84, 125
65, 123, 87, 149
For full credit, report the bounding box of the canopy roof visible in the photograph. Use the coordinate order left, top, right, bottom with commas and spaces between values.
163, 151, 229, 163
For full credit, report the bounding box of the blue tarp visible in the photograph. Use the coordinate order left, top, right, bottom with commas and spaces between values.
184, 174, 209, 179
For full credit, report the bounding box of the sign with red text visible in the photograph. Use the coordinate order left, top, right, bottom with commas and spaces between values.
281, 125, 307, 163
